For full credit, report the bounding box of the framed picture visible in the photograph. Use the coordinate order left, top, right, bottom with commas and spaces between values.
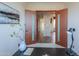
0, 2, 20, 24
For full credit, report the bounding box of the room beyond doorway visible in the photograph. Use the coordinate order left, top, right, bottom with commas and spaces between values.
37, 11, 56, 43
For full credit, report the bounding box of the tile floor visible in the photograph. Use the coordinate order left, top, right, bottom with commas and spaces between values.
27, 43, 65, 48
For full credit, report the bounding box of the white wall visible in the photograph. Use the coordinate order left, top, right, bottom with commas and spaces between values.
67, 2, 79, 55
24, 2, 67, 11
0, 2, 25, 56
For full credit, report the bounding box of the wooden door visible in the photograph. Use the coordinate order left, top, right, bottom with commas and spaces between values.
56, 9, 68, 48
25, 11, 37, 45
36, 12, 44, 42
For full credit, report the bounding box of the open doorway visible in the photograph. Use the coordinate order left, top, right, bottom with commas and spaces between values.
26, 9, 67, 48
51, 19, 56, 44
37, 12, 56, 44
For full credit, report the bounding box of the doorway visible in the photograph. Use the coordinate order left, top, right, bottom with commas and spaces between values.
37, 11, 56, 43
25, 9, 68, 48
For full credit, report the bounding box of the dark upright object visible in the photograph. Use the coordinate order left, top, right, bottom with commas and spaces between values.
66, 28, 77, 56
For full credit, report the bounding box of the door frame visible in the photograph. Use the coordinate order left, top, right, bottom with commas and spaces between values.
25, 9, 68, 47
36, 10, 57, 43
56, 9, 68, 48
25, 10, 37, 45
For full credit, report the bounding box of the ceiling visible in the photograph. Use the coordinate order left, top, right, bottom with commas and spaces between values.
23, 2, 68, 11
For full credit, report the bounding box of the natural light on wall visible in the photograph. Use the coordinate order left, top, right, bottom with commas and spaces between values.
53, 19, 55, 29
39, 19, 45, 32
41, 22, 44, 31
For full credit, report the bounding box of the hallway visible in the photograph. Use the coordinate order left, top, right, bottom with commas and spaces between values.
0, 2, 79, 56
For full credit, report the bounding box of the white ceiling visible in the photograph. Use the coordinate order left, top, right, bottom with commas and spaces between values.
23, 2, 68, 11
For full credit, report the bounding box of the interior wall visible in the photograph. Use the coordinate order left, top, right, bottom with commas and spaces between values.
0, 2, 25, 55
67, 2, 79, 55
